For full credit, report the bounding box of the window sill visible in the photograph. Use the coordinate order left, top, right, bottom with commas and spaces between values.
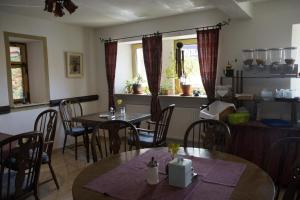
11, 102, 49, 112
115, 93, 207, 99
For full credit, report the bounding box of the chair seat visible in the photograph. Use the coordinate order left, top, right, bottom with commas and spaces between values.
41, 152, 49, 164
67, 126, 94, 136
128, 131, 154, 147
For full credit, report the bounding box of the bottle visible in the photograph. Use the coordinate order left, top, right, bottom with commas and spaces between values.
110, 107, 115, 116
146, 157, 159, 185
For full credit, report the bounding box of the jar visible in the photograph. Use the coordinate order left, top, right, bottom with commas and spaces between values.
283, 47, 297, 65
255, 49, 267, 67
242, 49, 254, 66
268, 48, 283, 66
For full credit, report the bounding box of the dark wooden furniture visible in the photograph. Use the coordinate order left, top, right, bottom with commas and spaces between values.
264, 137, 300, 200
59, 99, 93, 160
91, 120, 140, 162
72, 147, 275, 200
184, 119, 231, 152
134, 104, 175, 147
230, 121, 300, 186
0, 131, 43, 200
73, 112, 151, 162
34, 109, 59, 189
282, 162, 300, 200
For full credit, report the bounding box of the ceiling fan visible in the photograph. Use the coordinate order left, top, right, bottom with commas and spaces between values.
44, 0, 78, 17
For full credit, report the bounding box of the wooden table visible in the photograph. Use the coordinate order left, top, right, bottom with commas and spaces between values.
72, 147, 275, 200
73, 112, 151, 162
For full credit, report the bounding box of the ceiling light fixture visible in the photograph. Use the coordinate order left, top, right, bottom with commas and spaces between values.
44, 0, 78, 17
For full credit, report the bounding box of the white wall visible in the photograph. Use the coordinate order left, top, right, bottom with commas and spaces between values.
0, 12, 100, 148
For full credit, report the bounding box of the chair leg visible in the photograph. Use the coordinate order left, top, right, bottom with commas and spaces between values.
48, 162, 60, 189
34, 190, 40, 200
75, 136, 78, 160
62, 134, 67, 154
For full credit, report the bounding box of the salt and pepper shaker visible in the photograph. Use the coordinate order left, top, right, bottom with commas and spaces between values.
147, 157, 159, 185
109, 107, 115, 117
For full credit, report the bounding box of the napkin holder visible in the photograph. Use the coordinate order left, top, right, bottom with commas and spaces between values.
168, 157, 193, 188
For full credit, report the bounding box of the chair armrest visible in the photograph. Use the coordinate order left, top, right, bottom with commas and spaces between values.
136, 128, 155, 133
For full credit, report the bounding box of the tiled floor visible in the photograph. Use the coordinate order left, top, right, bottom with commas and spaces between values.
27, 146, 91, 200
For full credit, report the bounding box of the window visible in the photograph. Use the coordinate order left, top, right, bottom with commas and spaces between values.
174, 38, 206, 95
5, 32, 50, 108
131, 43, 147, 84
9, 43, 30, 103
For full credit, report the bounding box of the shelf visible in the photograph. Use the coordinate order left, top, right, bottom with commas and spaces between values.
221, 74, 299, 79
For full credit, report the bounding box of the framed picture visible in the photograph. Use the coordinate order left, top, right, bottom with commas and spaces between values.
66, 52, 83, 78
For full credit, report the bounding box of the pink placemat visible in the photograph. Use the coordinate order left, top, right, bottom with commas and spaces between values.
84, 149, 246, 200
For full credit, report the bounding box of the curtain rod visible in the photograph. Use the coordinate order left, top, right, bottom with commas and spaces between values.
100, 19, 230, 42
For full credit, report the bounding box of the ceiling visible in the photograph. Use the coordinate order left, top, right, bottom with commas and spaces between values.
0, 0, 274, 27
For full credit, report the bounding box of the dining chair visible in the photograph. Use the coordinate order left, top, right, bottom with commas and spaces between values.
282, 162, 300, 200
34, 109, 59, 189
264, 137, 300, 200
132, 104, 175, 148
183, 119, 231, 152
90, 120, 140, 163
59, 99, 93, 160
0, 131, 43, 200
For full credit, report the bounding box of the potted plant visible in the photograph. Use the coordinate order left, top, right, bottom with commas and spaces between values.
132, 74, 144, 94
124, 80, 133, 94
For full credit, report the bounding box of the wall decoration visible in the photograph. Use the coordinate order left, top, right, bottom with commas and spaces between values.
66, 52, 83, 78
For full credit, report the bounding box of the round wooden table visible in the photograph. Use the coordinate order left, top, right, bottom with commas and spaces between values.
72, 148, 275, 200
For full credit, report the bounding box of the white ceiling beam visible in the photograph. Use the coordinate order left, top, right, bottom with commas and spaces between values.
211, 0, 253, 19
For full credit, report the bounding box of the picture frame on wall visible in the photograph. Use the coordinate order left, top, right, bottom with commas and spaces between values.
66, 52, 83, 78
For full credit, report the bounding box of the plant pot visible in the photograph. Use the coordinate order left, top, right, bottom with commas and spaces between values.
132, 84, 143, 94
180, 84, 192, 96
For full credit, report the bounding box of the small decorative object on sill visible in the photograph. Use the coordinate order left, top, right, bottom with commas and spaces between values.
225, 61, 234, 77
128, 74, 144, 94
44, 0, 78, 17
146, 157, 159, 185
168, 157, 193, 188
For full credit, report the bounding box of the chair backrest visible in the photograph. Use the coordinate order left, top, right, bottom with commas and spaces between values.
91, 120, 140, 163
59, 99, 83, 132
183, 119, 231, 152
0, 131, 43, 200
153, 104, 175, 146
265, 137, 300, 188
282, 162, 300, 200
34, 109, 58, 158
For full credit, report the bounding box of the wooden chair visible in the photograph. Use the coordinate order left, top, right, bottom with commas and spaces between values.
282, 163, 300, 200
183, 119, 231, 152
91, 120, 140, 163
34, 109, 59, 189
264, 137, 300, 200
59, 99, 93, 160
133, 104, 175, 148
0, 131, 43, 200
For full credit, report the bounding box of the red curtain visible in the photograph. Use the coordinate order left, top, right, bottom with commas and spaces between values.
104, 41, 118, 109
197, 28, 220, 102
142, 34, 162, 121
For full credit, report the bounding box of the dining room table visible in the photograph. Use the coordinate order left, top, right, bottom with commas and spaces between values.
0, 132, 12, 142
72, 147, 275, 200
73, 112, 151, 162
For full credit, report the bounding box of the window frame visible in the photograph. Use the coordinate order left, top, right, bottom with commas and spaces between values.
4, 32, 50, 108
131, 43, 142, 78
9, 42, 30, 104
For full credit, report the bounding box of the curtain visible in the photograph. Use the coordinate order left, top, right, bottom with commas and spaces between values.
197, 28, 220, 103
104, 41, 118, 109
142, 34, 162, 121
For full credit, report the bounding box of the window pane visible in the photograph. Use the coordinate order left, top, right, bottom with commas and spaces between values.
11, 68, 24, 100
136, 48, 147, 84
10, 46, 22, 62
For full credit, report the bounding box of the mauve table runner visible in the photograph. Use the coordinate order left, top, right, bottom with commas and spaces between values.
84, 149, 246, 200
